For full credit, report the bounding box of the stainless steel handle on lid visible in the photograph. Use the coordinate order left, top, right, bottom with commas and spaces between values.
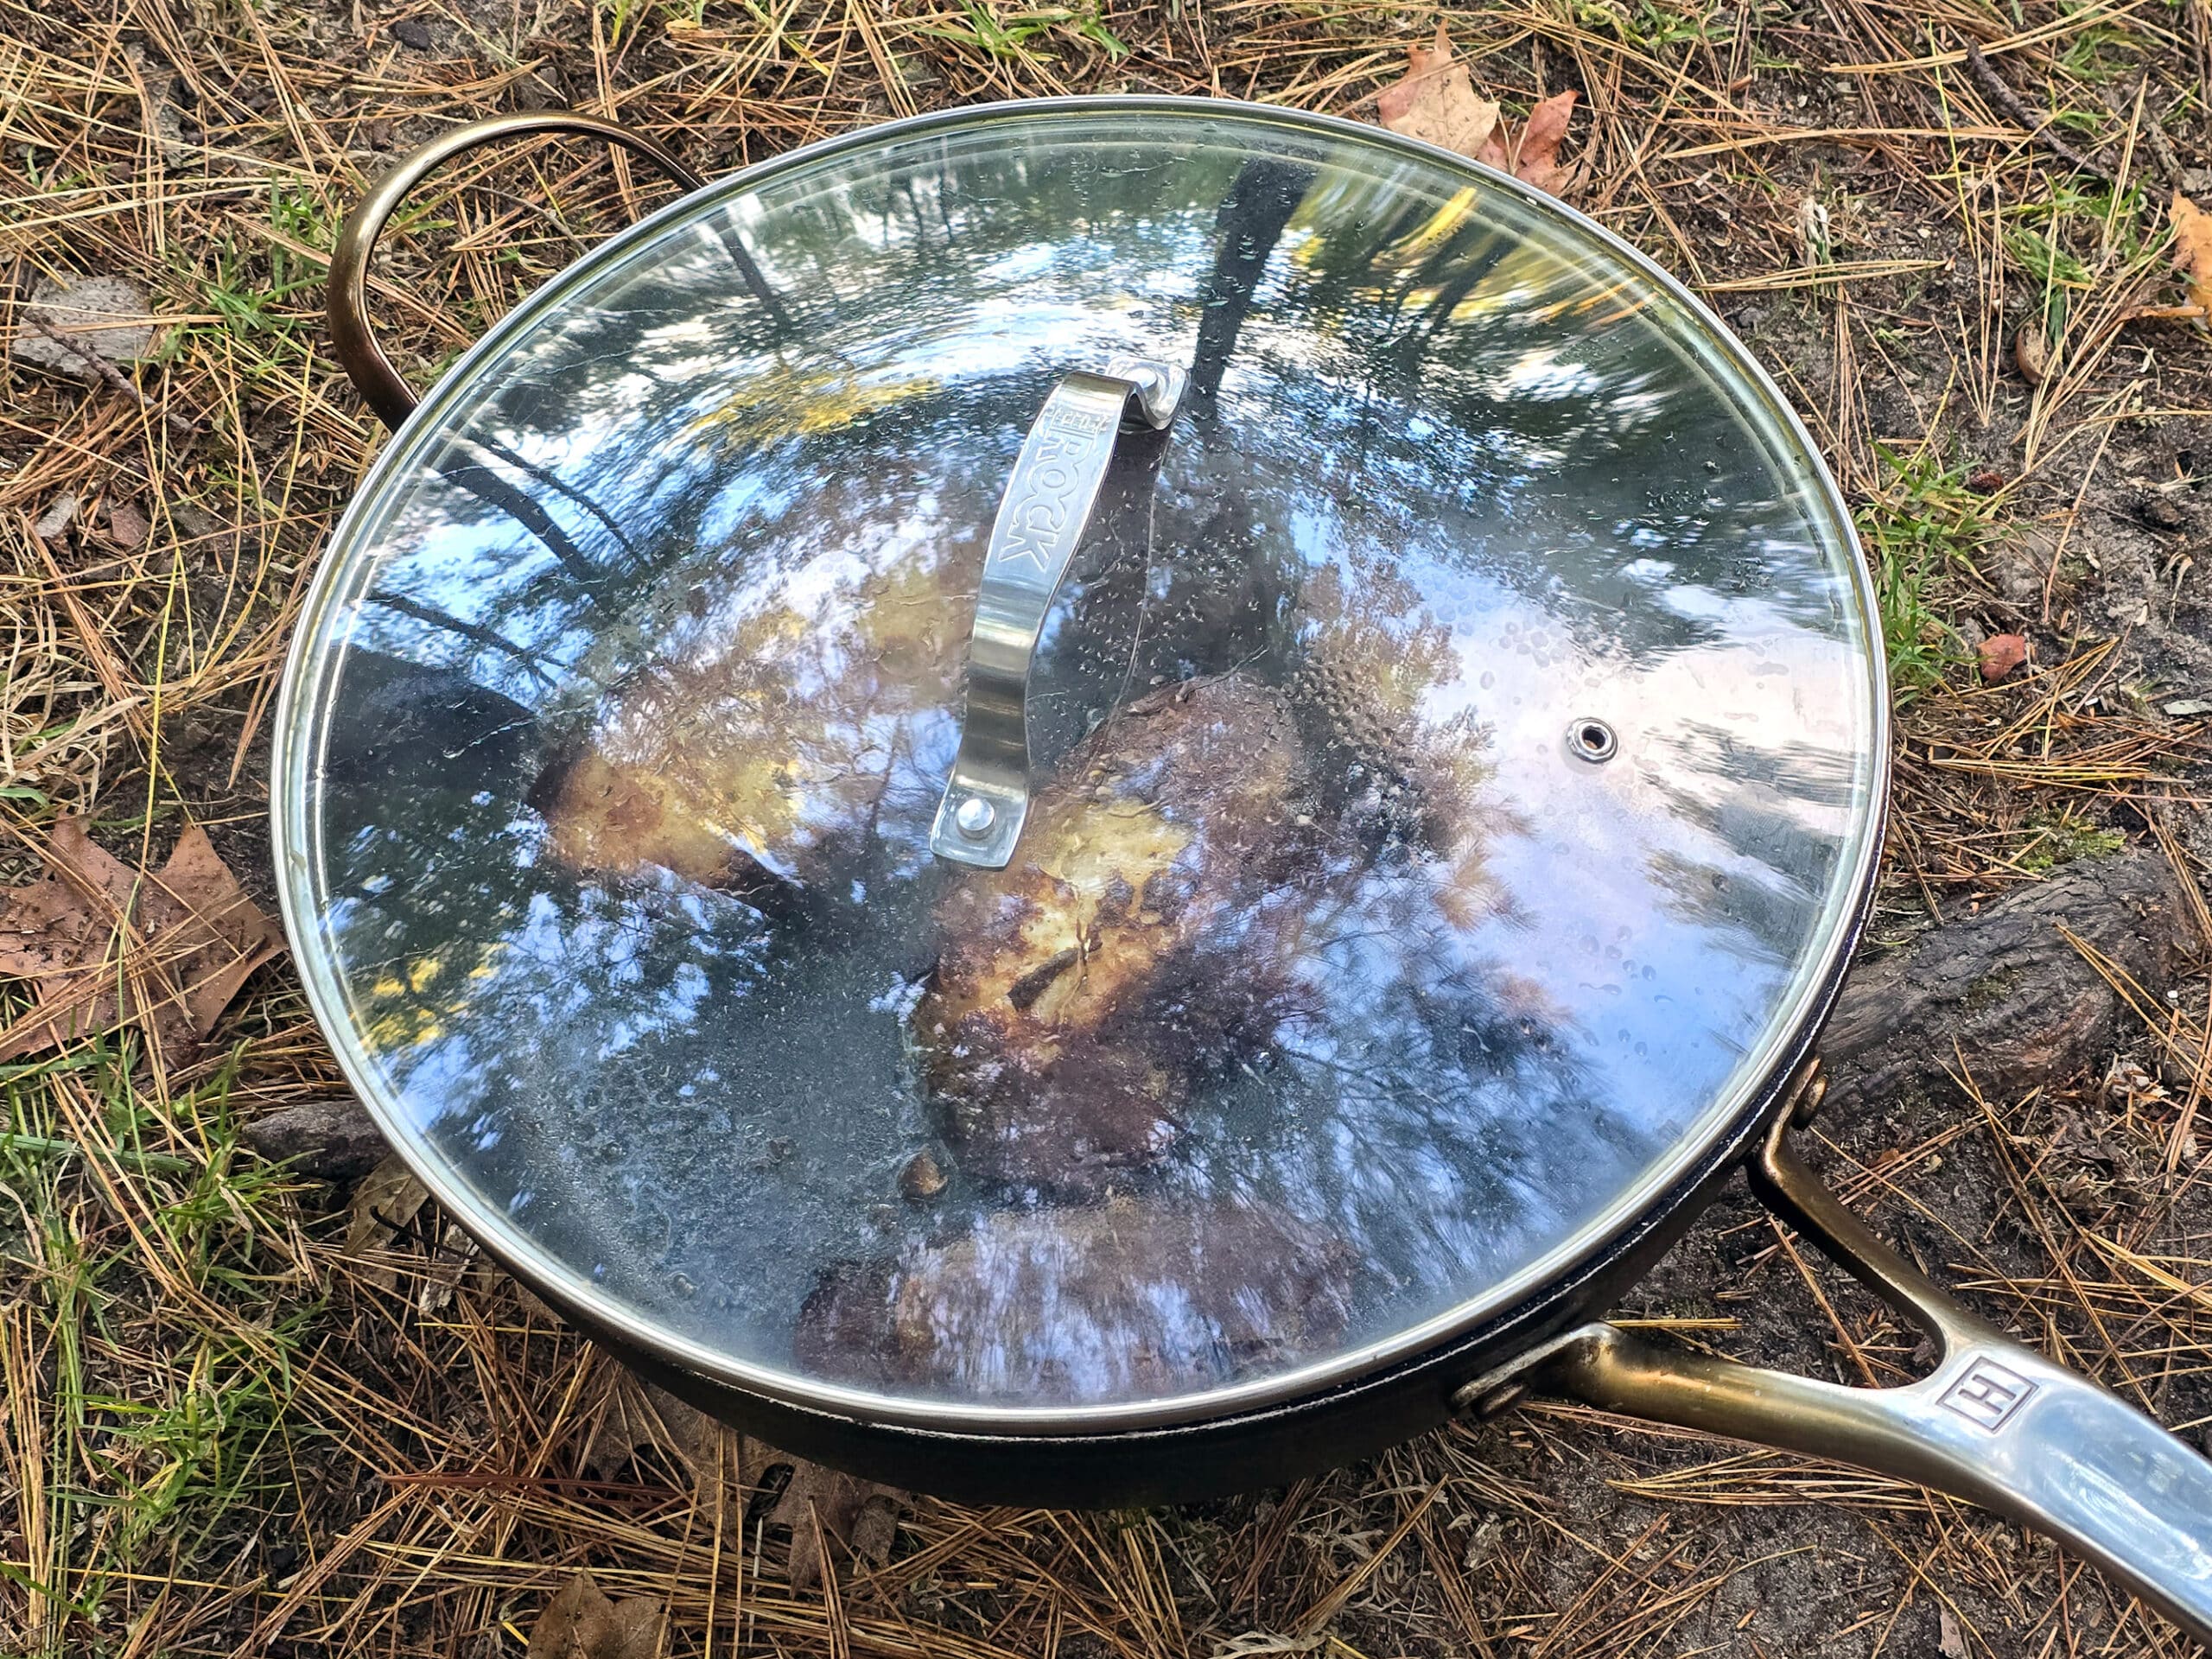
929, 355, 1187, 869
1496, 1065, 2212, 1648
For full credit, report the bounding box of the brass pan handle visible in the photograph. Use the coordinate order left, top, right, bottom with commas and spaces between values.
327, 111, 706, 432
1490, 1065, 2212, 1646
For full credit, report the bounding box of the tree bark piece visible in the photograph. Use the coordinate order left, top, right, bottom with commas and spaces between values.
1822, 850, 2196, 1110
243, 1096, 388, 1181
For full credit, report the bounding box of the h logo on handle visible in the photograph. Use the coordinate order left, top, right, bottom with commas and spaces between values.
1939, 1356, 2037, 1432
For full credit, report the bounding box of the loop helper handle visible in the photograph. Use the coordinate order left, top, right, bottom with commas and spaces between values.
327, 111, 705, 432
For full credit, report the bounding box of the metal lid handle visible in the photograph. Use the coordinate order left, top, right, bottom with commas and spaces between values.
928, 355, 1186, 869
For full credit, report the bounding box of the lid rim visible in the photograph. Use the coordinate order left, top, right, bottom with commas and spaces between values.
272, 92, 1892, 1437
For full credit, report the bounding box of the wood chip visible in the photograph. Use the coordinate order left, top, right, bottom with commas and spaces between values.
32, 493, 79, 540
9, 274, 157, 371
105, 499, 148, 548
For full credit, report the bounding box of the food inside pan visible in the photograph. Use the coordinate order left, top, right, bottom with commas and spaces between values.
797, 1198, 1355, 1402
916, 673, 1320, 1192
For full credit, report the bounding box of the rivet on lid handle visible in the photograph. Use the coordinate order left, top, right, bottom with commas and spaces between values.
929, 354, 1187, 869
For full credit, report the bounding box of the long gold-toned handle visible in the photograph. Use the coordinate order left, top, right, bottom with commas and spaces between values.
1531, 1074, 2212, 1645
327, 111, 706, 431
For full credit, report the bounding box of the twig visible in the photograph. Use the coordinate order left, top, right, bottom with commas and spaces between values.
2120, 75, 2185, 187
23, 314, 196, 439
1963, 41, 2116, 186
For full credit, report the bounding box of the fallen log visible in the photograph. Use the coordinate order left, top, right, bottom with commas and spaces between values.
1821, 849, 2198, 1111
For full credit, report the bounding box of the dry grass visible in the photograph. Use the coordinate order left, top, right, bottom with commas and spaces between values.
2, 0, 2210, 1655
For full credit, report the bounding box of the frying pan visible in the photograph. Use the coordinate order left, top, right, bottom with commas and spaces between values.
284, 98, 2212, 1641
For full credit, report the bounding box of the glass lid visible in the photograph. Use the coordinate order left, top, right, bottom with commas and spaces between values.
276, 99, 1885, 1427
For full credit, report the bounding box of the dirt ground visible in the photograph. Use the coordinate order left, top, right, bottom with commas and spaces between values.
3, 0, 2211, 1656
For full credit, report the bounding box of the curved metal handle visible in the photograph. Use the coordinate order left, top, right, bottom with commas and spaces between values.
1526, 1069, 2212, 1645
928, 355, 1186, 870
327, 111, 705, 431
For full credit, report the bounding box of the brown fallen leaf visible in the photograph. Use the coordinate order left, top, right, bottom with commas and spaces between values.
1376, 23, 1500, 162
2171, 192, 2212, 315
341, 1154, 431, 1292
524, 1571, 663, 1659
586, 1374, 737, 1476
1511, 90, 1584, 196
1376, 29, 1584, 198
1978, 632, 2030, 682
767, 1454, 906, 1592
0, 817, 284, 1064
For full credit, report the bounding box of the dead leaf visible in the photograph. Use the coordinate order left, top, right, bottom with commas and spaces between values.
585, 1375, 729, 1481
525, 1571, 664, 1659
582, 1374, 749, 1534
1376, 29, 1584, 199
2014, 325, 2050, 385
9, 275, 157, 373
105, 500, 148, 549
2171, 192, 2212, 315
1978, 632, 2029, 682
342, 1154, 430, 1291
1511, 90, 1583, 196
1937, 1603, 1969, 1659
1376, 24, 1500, 162
416, 1217, 477, 1315
0, 818, 284, 1064
766, 1455, 906, 1591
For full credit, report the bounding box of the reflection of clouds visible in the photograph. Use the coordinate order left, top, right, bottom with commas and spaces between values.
296, 107, 1872, 1413
1485, 346, 1606, 401
1427, 560, 1867, 1127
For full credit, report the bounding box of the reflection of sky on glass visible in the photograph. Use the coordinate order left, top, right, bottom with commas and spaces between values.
289, 107, 1876, 1412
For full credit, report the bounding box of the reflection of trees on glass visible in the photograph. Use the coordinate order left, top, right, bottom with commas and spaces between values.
360, 130, 1847, 714
532, 537, 963, 902
300, 112, 1864, 1404
1644, 723, 1862, 968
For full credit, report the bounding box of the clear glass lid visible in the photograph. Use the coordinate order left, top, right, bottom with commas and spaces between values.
277, 99, 1885, 1425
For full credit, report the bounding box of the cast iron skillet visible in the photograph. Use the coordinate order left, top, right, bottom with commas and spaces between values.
305, 103, 2212, 1643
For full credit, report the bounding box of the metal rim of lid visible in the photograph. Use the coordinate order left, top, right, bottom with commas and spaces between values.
270, 93, 1891, 1437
